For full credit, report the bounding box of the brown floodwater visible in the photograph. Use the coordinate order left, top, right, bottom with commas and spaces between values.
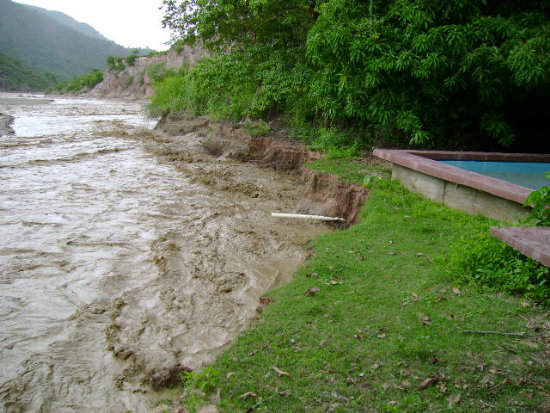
0, 93, 327, 412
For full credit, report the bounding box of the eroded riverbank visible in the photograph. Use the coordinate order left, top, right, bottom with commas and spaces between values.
0, 95, 364, 411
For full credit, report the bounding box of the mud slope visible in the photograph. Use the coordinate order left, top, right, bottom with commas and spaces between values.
106, 116, 344, 390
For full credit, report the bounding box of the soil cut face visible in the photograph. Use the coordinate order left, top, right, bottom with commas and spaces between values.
105, 114, 365, 391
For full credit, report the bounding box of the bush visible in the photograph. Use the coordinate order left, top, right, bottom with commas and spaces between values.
57, 69, 103, 92
524, 173, 550, 226
107, 56, 125, 71
307, 128, 362, 159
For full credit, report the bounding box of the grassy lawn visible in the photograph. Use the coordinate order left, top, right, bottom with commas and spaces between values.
169, 158, 549, 412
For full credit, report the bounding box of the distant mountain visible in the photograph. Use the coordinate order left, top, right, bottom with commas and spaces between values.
20, 4, 107, 41
0, 0, 141, 87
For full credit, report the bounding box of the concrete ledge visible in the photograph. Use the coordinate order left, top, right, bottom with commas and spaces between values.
490, 227, 550, 267
373, 149, 534, 205
406, 150, 550, 163
392, 164, 529, 222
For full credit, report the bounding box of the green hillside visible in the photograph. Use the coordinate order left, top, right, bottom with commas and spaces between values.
0, 0, 137, 84
21, 3, 107, 41
0, 51, 56, 91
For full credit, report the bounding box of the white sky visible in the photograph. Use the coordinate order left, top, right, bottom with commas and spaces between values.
14, 0, 173, 51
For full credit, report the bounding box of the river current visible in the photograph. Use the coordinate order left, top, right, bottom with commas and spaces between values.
0, 94, 325, 412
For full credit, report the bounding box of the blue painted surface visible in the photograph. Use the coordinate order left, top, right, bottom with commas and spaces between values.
440, 160, 550, 190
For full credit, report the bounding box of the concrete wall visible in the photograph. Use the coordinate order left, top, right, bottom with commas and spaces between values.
393, 164, 530, 223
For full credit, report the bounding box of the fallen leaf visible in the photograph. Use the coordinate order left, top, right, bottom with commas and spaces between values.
371, 363, 384, 370
453, 287, 461, 295
306, 287, 320, 296
239, 392, 258, 400
320, 339, 330, 347
418, 377, 439, 390
435, 296, 447, 303
388, 401, 398, 407
279, 390, 293, 396
411, 293, 419, 301
330, 280, 339, 285
521, 301, 530, 308
416, 252, 424, 257
387, 251, 397, 255
272, 366, 291, 377
429, 355, 440, 364
438, 382, 447, 393
226, 372, 235, 378
377, 333, 386, 339
448, 393, 462, 408
420, 315, 431, 326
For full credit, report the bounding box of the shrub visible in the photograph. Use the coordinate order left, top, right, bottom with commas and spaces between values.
523, 173, 550, 226
107, 56, 125, 71
58, 69, 103, 92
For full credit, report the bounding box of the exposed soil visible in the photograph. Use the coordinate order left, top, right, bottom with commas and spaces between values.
101, 114, 369, 392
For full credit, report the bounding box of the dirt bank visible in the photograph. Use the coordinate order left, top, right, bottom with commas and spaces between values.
105, 114, 368, 392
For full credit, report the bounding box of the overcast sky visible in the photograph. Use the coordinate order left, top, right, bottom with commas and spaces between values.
14, 0, 173, 51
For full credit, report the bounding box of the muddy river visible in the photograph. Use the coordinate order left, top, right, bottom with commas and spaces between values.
0, 93, 327, 412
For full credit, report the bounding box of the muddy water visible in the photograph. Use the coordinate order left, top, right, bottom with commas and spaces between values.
0, 93, 327, 412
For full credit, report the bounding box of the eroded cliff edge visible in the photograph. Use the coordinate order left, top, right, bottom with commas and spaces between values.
105, 114, 370, 391
88, 45, 206, 99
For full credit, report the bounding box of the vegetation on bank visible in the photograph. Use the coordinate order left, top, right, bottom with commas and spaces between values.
54, 69, 104, 93
155, 158, 548, 412
154, 0, 550, 153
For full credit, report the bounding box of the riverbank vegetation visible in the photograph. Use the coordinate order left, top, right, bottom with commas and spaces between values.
154, 0, 550, 153
149, 1, 550, 410
158, 159, 549, 412
54, 69, 104, 93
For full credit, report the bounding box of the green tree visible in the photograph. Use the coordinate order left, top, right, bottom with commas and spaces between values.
162, 0, 319, 49
158, 0, 550, 151
306, 0, 550, 148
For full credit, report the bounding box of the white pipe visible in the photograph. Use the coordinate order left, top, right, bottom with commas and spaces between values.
271, 212, 346, 222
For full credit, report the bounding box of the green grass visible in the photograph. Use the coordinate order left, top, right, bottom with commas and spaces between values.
171, 159, 549, 412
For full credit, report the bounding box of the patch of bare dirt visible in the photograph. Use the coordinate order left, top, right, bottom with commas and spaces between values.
105, 115, 369, 390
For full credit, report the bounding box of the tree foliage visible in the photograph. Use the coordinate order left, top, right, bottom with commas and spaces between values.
55, 69, 103, 93
157, 0, 550, 150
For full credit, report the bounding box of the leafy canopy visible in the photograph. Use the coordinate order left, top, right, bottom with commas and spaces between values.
158, 0, 550, 150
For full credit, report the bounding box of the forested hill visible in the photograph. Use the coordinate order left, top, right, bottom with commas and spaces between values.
20, 3, 107, 41
0, 51, 56, 91
0, 0, 140, 88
